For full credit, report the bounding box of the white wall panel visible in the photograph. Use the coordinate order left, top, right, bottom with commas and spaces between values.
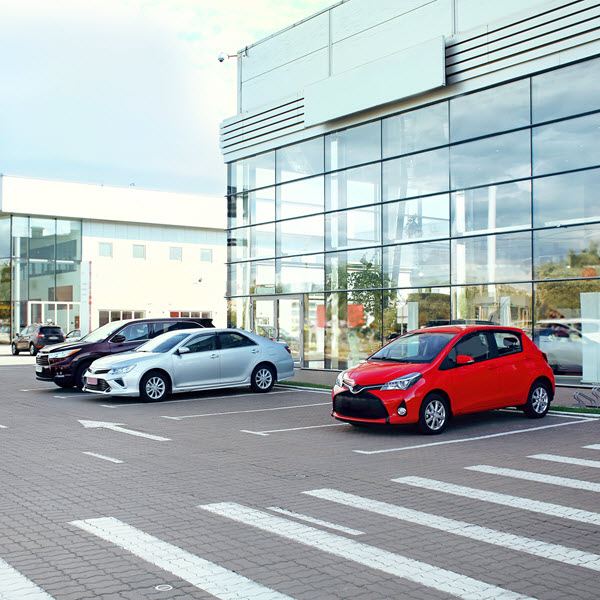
332, 0, 452, 74
241, 49, 329, 113
241, 12, 329, 82
456, 0, 550, 33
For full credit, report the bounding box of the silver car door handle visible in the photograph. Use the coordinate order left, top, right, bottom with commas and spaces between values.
210, 353, 219, 358
251, 349, 260, 354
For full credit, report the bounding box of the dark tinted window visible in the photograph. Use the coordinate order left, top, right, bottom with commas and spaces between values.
118, 323, 150, 342
152, 321, 201, 337
186, 333, 217, 353
493, 332, 522, 356
450, 332, 490, 363
40, 327, 63, 335
219, 332, 256, 349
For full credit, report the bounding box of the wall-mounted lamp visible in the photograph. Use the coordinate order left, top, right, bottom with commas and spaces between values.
217, 47, 248, 62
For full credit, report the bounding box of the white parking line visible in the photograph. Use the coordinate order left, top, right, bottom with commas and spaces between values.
266, 507, 364, 536
354, 418, 595, 454
162, 402, 329, 420
70, 517, 295, 600
585, 444, 600, 450
0, 424, 6, 429
0, 557, 56, 599
82, 452, 123, 464
103, 389, 300, 409
529, 453, 600, 469
466, 465, 600, 492
241, 423, 346, 436
304, 488, 600, 571
393, 476, 600, 526
199, 502, 537, 600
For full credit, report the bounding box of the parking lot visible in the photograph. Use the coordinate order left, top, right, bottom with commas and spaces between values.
1, 362, 600, 600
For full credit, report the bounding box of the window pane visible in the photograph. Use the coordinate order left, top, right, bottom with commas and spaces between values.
533, 113, 600, 176
0, 258, 10, 301
0, 217, 10, 258
250, 260, 276, 295
383, 194, 449, 244
450, 79, 530, 142
278, 254, 324, 293
200, 249, 212, 262
452, 232, 532, 284
30, 218, 55, 260
304, 293, 325, 368
99, 242, 112, 257
384, 288, 451, 337
56, 220, 81, 261
276, 138, 324, 183
227, 297, 250, 329
228, 223, 275, 261
170, 246, 182, 261
453, 283, 532, 328
383, 102, 448, 158
325, 164, 380, 211
384, 241, 450, 287
29, 260, 55, 301
532, 59, 600, 123
229, 152, 275, 194
228, 262, 248, 296
277, 215, 324, 256
277, 176, 324, 219
534, 169, 600, 228
325, 248, 381, 291
451, 182, 531, 236
325, 121, 381, 171
325, 290, 382, 369
534, 224, 600, 280
326, 205, 381, 251
451, 130, 530, 189
133, 244, 145, 259
12, 217, 28, 259
383, 148, 449, 201
228, 188, 275, 228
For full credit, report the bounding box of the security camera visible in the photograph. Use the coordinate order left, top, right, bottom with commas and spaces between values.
218, 52, 227, 63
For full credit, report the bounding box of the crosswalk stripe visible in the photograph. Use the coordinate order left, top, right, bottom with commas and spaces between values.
393, 476, 600, 526
466, 465, 600, 492
199, 502, 538, 600
266, 507, 364, 535
70, 517, 295, 600
0, 557, 56, 599
529, 453, 600, 469
303, 488, 600, 571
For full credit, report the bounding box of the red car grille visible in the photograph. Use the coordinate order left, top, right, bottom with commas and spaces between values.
333, 391, 389, 420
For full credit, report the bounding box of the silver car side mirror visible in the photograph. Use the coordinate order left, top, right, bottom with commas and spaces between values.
177, 346, 190, 355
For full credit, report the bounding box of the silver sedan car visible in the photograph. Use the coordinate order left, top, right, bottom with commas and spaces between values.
83, 328, 295, 401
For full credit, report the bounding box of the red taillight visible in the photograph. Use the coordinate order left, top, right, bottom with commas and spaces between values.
36, 333, 43, 338
285, 346, 291, 354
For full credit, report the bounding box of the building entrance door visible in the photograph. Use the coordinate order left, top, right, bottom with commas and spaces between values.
28, 301, 80, 335
251, 296, 303, 367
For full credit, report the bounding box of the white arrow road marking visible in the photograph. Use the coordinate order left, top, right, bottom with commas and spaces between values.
354, 417, 595, 454
70, 517, 295, 600
529, 453, 600, 469
241, 423, 346, 436
304, 488, 600, 571
266, 507, 364, 536
78, 420, 170, 441
199, 503, 538, 600
0, 557, 56, 599
162, 401, 329, 420
585, 444, 600, 450
82, 452, 123, 464
393, 476, 600, 526
466, 465, 600, 492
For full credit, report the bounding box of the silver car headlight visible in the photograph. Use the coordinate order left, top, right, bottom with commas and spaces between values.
109, 365, 136, 375
380, 372, 422, 391
335, 370, 347, 387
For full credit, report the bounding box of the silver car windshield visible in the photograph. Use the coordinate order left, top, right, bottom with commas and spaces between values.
136, 332, 190, 353
370, 332, 456, 363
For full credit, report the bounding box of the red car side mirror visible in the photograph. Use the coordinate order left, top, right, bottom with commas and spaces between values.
456, 354, 475, 365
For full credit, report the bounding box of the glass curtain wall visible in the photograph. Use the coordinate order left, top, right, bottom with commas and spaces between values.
0, 216, 82, 340
226, 57, 600, 383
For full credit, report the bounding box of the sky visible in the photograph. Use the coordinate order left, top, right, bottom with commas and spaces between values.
0, 0, 334, 197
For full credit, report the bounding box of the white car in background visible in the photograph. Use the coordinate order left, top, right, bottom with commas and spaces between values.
83, 328, 294, 401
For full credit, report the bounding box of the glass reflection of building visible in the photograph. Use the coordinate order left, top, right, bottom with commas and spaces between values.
226, 57, 600, 385
0, 215, 81, 342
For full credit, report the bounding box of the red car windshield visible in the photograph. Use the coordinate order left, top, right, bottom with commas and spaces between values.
370, 331, 456, 363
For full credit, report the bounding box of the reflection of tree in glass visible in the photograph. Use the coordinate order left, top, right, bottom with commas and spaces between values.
0, 263, 11, 324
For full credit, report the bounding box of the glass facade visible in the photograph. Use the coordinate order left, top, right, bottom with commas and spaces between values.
226, 57, 600, 383
0, 216, 82, 342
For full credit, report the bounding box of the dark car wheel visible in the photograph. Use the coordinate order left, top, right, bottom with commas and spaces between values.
11, 343, 19, 355
140, 371, 170, 402
75, 362, 94, 391
29, 344, 38, 356
418, 394, 449, 435
250, 364, 275, 393
522, 381, 550, 419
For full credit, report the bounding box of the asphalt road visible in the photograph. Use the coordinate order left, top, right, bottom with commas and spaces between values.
1, 363, 600, 600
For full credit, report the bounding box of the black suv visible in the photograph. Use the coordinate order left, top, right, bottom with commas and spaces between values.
35, 317, 213, 389
12, 324, 66, 356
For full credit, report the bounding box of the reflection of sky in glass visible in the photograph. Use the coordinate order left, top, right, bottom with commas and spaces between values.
231, 152, 275, 193
384, 194, 449, 243
278, 254, 324, 293
326, 164, 380, 211
278, 215, 324, 256
276, 138, 324, 183
325, 247, 381, 291
326, 121, 381, 171
277, 176, 324, 219
326, 206, 381, 251
384, 241, 450, 287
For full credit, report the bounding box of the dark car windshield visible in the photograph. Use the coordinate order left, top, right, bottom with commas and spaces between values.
80, 321, 128, 343
370, 331, 456, 363
40, 327, 63, 335
136, 332, 190, 353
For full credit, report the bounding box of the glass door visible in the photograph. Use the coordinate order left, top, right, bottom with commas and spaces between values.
251, 296, 303, 367
28, 301, 80, 334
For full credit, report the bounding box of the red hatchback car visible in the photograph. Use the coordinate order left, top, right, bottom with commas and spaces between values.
332, 325, 555, 434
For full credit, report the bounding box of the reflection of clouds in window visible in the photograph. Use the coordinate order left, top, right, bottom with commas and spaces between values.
384, 194, 449, 243
533, 113, 600, 176
384, 242, 450, 287
278, 254, 324, 293
276, 138, 324, 183
450, 79, 530, 142
451, 130, 530, 189
326, 164, 381, 211
326, 121, 381, 171
277, 215, 324, 256
231, 152, 275, 193
277, 176, 324, 219
326, 206, 381, 251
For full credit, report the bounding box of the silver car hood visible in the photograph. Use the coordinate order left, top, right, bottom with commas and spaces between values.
91, 351, 161, 369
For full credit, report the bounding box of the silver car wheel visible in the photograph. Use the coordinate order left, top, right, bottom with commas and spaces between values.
146, 376, 166, 400
255, 367, 273, 390
424, 399, 446, 431
531, 386, 549, 413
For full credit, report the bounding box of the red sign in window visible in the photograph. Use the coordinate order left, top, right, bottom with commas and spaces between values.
348, 304, 364, 328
